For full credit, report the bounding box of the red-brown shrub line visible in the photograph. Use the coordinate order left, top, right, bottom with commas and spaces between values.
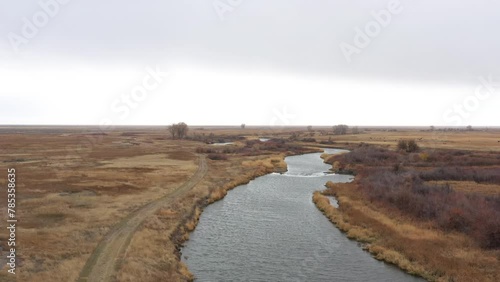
420, 167, 500, 184
331, 143, 500, 170
330, 144, 500, 249
196, 139, 310, 157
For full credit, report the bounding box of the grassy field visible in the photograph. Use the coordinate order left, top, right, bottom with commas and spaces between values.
0, 128, 203, 281
0, 126, 498, 281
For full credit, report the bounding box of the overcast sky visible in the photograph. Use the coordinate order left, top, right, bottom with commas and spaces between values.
1, 0, 499, 126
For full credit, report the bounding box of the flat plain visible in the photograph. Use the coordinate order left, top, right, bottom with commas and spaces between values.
0, 126, 498, 281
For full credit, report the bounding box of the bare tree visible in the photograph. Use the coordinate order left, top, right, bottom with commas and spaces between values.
241, 123, 246, 129
333, 124, 349, 135
176, 122, 188, 139
168, 123, 177, 139
168, 122, 189, 139
352, 126, 360, 134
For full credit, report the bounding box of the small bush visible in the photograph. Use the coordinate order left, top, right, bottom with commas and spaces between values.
419, 152, 429, 161
397, 139, 419, 152
397, 140, 407, 151
407, 140, 419, 152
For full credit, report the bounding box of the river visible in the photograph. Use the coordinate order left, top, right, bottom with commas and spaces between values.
182, 149, 423, 281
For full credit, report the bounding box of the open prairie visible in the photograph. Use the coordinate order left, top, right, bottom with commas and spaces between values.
0, 126, 498, 281
0, 126, 298, 281
0, 127, 201, 281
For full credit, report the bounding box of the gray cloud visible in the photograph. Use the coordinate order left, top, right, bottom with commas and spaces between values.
1, 0, 499, 84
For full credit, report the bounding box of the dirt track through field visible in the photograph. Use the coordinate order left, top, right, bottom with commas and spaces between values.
77, 155, 207, 282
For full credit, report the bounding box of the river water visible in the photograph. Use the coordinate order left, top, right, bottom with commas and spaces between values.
182, 149, 423, 281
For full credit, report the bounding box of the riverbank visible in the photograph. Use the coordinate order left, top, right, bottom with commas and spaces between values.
107, 153, 293, 281
314, 144, 500, 282
114, 143, 321, 281
181, 150, 421, 281
172, 149, 323, 281
313, 190, 431, 280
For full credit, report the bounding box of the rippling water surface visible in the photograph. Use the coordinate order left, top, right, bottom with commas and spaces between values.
182, 149, 423, 281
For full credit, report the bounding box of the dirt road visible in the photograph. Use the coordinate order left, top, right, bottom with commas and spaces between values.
77, 155, 207, 282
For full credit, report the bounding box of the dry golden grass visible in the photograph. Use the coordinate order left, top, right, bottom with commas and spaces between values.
309, 129, 500, 152
242, 154, 287, 172
0, 129, 200, 281
429, 180, 500, 196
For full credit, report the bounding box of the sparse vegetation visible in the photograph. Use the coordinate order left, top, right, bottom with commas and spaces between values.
319, 143, 500, 281
328, 144, 500, 249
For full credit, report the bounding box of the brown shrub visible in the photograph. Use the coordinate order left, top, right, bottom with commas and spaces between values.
420, 167, 500, 184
